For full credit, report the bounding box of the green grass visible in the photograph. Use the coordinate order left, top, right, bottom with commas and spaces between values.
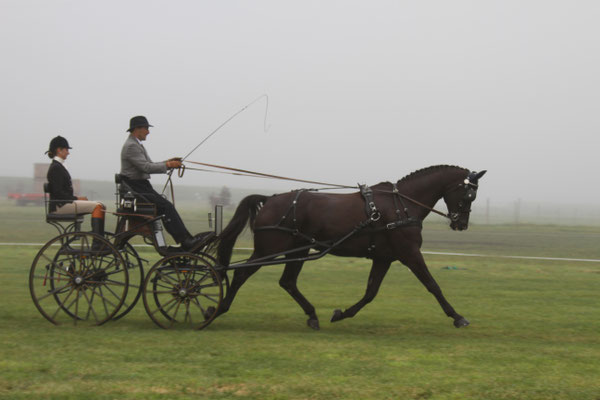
1, 201, 600, 399
1, 245, 599, 399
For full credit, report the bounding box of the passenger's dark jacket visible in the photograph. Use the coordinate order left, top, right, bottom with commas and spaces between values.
46, 160, 77, 212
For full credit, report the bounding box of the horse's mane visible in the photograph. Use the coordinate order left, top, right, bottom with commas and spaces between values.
398, 165, 468, 183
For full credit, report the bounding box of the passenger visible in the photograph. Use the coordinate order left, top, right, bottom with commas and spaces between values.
120, 115, 205, 250
45, 135, 106, 237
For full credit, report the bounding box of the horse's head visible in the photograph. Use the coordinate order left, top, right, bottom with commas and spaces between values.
443, 170, 486, 231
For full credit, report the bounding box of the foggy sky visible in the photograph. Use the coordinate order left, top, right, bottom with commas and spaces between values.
1, 0, 599, 204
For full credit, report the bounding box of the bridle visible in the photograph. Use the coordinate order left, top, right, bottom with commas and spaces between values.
380, 173, 481, 222
445, 176, 480, 222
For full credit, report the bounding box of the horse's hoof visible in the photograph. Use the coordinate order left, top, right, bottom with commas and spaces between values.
453, 317, 470, 328
330, 309, 344, 323
307, 318, 320, 330
204, 306, 217, 320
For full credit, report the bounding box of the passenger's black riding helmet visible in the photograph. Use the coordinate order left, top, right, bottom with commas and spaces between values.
46, 135, 72, 155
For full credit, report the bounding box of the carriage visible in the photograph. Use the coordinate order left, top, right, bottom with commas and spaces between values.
29, 165, 486, 330
29, 174, 227, 329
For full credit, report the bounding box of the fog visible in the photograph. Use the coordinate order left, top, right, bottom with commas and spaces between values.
2, 1, 599, 205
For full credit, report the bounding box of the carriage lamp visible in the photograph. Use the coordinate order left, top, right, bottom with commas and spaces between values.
121, 191, 136, 211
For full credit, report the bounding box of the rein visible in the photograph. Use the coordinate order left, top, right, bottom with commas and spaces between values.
399, 193, 450, 219
184, 161, 354, 189
182, 160, 453, 221
370, 187, 451, 220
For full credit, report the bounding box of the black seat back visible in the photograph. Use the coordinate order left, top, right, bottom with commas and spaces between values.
114, 174, 156, 216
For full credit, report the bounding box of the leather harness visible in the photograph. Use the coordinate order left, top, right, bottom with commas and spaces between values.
253, 184, 422, 255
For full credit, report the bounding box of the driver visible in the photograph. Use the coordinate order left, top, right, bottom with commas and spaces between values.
120, 116, 205, 251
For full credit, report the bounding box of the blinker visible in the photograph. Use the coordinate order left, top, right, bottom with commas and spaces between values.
465, 188, 477, 201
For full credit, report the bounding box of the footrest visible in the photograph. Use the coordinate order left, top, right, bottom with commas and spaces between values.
189, 231, 217, 253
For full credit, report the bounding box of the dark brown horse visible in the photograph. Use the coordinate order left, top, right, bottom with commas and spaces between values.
213, 165, 486, 329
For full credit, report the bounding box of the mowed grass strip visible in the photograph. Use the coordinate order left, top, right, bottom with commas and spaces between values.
1, 243, 599, 400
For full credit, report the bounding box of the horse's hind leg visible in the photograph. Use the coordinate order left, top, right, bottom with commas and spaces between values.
330, 258, 391, 323
401, 250, 469, 328
279, 257, 320, 330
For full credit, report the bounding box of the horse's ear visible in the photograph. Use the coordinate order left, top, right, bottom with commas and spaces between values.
474, 170, 487, 180
468, 170, 487, 184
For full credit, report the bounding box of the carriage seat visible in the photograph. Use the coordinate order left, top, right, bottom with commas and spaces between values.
43, 183, 85, 223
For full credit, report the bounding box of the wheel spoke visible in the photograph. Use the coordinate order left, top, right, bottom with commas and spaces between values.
90, 279, 127, 287
32, 272, 71, 282
168, 300, 183, 328
149, 296, 178, 316
36, 282, 73, 302
97, 285, 110, 317
74, 289, 81, 324
184, 301, 192, 325
154, 280, 176, 291
147, 290, 176, 295
50, 286, 76, 319
199, 293, 220, 304
189, 296, 207, 315
99, 280, 126, 302
159, 270, 180, 286
88, 284, 120, 310
82, 288, 100, 323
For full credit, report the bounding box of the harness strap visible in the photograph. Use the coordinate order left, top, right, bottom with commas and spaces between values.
391, 183, 409, 217
253, 183, 426, 258
273, 190, 305, 227
359, 184, 381, 222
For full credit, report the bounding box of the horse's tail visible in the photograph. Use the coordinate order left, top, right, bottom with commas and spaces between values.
214, 194, 269, 266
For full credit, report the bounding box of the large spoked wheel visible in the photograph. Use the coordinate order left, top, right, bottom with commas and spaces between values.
142, 254, 223, 330
112, 242, 145, 320
29, 232, 129, 326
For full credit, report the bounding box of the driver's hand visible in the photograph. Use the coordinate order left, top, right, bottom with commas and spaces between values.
166, 160, 182, 169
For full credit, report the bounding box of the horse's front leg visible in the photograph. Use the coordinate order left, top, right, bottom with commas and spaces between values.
400, 250, 469, 328
214, 258, 262, 318
279, 256, 320, 330
330, 258, 391, 323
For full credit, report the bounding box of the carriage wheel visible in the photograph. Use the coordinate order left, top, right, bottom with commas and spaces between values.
111, 242, 145, 320
29, 232, 128, 326
142, 254, 223, 330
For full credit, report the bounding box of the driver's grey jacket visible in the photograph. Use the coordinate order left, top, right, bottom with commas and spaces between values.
120, 134, 167, 180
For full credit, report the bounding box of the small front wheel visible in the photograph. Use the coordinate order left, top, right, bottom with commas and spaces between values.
142, 254, 223, 330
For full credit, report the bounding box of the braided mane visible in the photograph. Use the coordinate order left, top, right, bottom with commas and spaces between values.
398, 165, 468, 183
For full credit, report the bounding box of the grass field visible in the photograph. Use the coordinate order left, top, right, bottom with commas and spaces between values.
1, 202, 599, 399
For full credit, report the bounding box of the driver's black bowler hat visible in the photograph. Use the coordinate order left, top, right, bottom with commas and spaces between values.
127, 116, 154, 132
